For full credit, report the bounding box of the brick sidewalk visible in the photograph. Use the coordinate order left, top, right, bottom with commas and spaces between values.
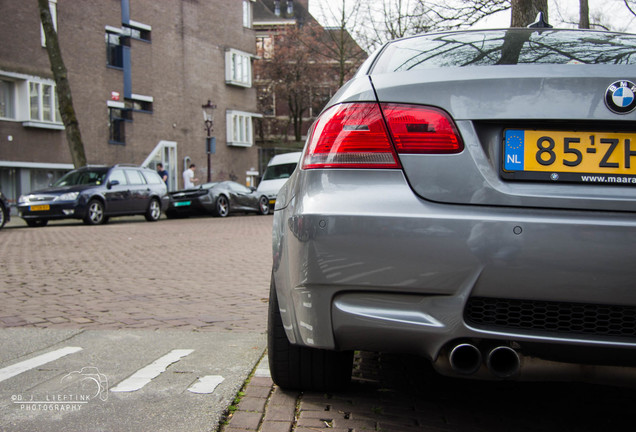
221, 351, 636, 432
0, 215, 272, 332
223, 353, 454, 432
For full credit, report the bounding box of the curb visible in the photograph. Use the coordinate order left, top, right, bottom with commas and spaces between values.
221, 355, 300, 432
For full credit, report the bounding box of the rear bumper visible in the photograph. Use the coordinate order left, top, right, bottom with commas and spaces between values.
272, 169, 636, 364
166, 196, 213, 215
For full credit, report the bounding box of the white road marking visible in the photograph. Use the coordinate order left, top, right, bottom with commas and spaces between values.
0, 346, 83, 383
187, 375, 225, 394
110, 349, 194, 392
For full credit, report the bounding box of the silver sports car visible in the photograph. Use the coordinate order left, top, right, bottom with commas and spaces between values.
269, 27, 636, 391
166, 181, 269, 218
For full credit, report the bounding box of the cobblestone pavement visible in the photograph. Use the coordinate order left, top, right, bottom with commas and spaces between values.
2, 215, 635, 432
226, 353, 635, 432
0, 215, 272, 332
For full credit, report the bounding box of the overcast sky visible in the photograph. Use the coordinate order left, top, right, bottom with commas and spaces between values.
309, 0, 636, 33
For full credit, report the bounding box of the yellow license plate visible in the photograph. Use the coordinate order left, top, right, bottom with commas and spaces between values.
503, 129, 636, 184
30, 205, 50, 211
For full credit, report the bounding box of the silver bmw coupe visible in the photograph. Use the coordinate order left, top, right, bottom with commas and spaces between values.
268, 26, 636, 391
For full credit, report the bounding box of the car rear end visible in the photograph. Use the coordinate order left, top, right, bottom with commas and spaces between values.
166, 186, 214, 216
271, 28, 636, 386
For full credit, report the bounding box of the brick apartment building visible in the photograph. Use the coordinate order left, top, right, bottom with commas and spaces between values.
0, 0, 261, 205
252, 0, 367, 163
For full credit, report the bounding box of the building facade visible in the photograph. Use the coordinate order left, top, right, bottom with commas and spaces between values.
252, 0, 366, 167
0, 0, 261, 206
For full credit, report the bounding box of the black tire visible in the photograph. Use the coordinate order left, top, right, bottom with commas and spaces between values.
267, 276, 353, 392
214, 195, 229, 217
26, 219, 48, 228
145, 198, 161, 222
0, 204, 6, 229
83, 199, 106, 225
258, 196, 270, 215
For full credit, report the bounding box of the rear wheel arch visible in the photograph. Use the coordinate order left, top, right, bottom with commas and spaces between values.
267, 275, 353, 391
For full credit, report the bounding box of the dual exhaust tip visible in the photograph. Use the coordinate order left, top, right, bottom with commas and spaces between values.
449, 343, 520, 378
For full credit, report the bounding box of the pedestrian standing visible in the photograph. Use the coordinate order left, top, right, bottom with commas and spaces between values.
157, 163, 168, 186
183, 164, 199, 189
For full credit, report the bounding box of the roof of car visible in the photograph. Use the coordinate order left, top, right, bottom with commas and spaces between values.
267, 152, 302, 165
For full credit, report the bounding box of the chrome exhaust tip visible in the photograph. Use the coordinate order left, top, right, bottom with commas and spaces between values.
449, 343, 482, 375
487, 346, 521, 378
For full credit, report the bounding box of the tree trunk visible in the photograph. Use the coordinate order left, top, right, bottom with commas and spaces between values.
579, 0, 590, 28
289, 96, 303, 143
37, 0, 87, 168
510, 0, 549, 27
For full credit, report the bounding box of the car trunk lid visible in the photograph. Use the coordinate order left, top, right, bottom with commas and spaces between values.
370, 64, 636, 212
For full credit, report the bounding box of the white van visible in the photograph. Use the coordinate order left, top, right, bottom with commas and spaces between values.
257, 152, 302, 207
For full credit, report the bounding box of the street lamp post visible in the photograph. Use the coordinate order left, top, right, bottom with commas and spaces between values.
202, 100, 217, 182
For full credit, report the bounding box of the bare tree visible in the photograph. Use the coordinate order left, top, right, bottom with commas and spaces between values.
359, 0, 433, 50
255, 25, 326, 142
307, 0, 367, 86
37, 0, 86, 168
425, 0, 510, 31
510, 0, 548, 27
360, 0, 548, 49
551, 0, 611, 30
579, 0, 590, 28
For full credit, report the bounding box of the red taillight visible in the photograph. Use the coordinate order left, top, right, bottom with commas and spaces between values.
302, 103, 400, 169
302, 103, 463, 170
382, 104, 463, 154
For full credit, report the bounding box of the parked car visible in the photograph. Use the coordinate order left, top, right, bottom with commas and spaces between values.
268, 25, 636, 391
166, 181, 269, 218
18, 165, 168, 227
0, 191, 10, 229
256, 152, 301, 208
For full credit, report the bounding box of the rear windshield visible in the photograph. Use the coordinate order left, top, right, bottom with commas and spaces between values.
372, 29, 636, 73
262, 162, 297, 181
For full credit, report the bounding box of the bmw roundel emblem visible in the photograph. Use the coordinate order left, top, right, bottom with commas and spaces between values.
605, 80, 636, 114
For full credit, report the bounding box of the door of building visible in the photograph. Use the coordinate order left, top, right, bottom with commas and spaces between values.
142, 140, 177, 191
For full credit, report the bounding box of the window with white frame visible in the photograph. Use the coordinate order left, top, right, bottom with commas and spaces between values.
0, 79, 15, 119
126, 94, 154, 113
243, 0, 252, 28
29, 81, 60, 123
40, 0, 58, 47
226, 110, 261, 147
225, 49, 252, 88
0, 72, 63, 129
123, 20, 152, 42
